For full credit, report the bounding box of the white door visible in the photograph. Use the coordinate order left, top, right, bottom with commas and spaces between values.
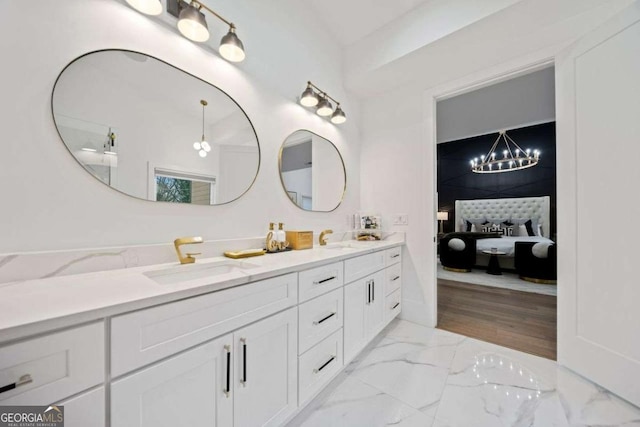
111, 334, 233, 427
343, 277, 368, 363
366, 270, 386, 337
233, 307, 297, 427
556, 2, 640, 406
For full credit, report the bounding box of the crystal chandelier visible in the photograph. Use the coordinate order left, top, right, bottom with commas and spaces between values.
470, 130, 540, 174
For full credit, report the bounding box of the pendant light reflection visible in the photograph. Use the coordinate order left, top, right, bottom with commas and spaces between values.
298, 82, 347, 125
193, 100, 212, 158
178, 2, 210, 42
125, 0, 162, 15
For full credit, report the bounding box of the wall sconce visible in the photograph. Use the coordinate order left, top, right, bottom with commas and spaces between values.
299, 82, 346, 125
125, 0, 246, 63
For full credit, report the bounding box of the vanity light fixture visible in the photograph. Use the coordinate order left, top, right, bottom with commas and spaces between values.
176, 0, 246, 62
193, 100, 212, 158
126, 0, 163, 15
298, 81, 347, 125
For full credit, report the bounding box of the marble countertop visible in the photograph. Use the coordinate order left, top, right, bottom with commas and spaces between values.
0, 239, 403, 343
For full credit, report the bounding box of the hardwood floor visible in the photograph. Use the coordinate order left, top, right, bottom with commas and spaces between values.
437, 279, 557, 360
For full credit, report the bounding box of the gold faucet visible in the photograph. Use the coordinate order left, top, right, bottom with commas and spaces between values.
174, 236, 203, 264
319, 229, 333, 246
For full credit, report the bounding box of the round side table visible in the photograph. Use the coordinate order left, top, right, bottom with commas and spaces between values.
482, 250, 507, 275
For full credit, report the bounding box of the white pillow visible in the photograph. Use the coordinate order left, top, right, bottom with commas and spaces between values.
517, 224, 528, 236
532, 242, 552, 259
471, 224, 477, 232
448, 238, 466, 252
537, 224, 543, 237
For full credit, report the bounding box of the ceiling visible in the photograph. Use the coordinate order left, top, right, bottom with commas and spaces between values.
307, 0, 431, 45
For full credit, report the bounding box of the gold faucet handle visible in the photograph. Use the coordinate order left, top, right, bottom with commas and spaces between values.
319, 229, 334, 246
186, 252, 201, 257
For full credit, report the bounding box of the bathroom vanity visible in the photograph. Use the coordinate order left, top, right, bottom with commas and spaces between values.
0, 240, 403, 427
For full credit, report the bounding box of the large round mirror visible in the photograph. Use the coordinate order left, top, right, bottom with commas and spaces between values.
52, 50, 260, 205
279, 130, 346, 212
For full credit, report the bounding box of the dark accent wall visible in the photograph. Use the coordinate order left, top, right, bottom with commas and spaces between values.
437, 122, 556, 236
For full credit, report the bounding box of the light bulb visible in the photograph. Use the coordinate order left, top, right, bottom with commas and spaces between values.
201, 141, 211, 152
300, 87, 318, 107
331, 106, 347, 124
193, 142, 201, 150
219, 25, 245, 62
199, 149, 207, 158
316, 97, 333, 117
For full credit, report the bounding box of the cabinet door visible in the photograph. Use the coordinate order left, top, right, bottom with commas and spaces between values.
366, 270, 386, 337
111, 334, 233, 427
56, 387, 105, 427
233, 308, 297, 427
343, 278, 368, 363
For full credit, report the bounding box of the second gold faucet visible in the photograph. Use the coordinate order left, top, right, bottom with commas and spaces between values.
319, 229, 333, 246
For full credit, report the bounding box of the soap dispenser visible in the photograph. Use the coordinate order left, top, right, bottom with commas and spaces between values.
277, 223, 286, 243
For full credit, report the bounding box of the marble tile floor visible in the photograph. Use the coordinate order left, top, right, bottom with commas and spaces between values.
287, 319, 640, 427
437, 262, 557, 296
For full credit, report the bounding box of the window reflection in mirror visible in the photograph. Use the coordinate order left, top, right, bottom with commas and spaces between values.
52, 50, 260, 205
279, 130, 346, 212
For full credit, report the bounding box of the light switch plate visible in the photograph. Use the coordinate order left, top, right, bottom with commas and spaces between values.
393, 214, 409, 225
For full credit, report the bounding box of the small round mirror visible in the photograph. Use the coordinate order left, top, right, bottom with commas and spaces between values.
278, 130, 346, 212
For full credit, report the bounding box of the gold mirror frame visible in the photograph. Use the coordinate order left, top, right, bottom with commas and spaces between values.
278, 129, 346, 212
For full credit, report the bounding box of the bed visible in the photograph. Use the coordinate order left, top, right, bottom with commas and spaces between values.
454, 196, 552, 269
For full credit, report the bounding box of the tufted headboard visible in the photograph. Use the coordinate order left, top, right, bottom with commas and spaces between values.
454, 196, 551, 238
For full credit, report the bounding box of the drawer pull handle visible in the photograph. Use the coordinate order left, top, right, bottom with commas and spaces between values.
391, 254, 400, 259
314, 356, 336, 374
0, 374, 33, 395
392, 302, 400, 310
223, 345, 231, 397
240, 338, 247, 387
367, 280, 372, 304
313, 312, 337, 325
313, 276, 337, 285
392, 276, 400, 281
371, 279, 375, 302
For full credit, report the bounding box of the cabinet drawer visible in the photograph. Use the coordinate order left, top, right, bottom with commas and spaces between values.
57, 387, 105, 427
298, 261, 344, 303
111, 273, 297, 377
298, 288, 343, 354
0, 322, 104, 405
344, 251, 385, 283
385, 289, 402, 324
385, 246, 402, 266
385, 264, 402, 296
298, 328, 343, 405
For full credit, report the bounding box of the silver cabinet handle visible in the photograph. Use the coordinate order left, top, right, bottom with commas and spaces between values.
0, 374, 32, 395
366, 280, 372, 305
313, 355, 336, 374
313, 276, 337, 285
240, 338, 247, 387
391, 275, 400, 281
223, 345, 231, 397
371, 279, 375, 302
391, 254, 400, 258
313, 312, 337, 325
392, 302, 400, 310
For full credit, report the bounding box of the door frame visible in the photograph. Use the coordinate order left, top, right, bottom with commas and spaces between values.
424, 47, 558, 327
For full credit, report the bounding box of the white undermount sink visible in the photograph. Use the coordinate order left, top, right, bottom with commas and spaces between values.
144, 260, 260, 285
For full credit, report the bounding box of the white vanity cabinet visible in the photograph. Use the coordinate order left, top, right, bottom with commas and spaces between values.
112, 307, 298, 427
343, 269, 385, 363
111, 334, 233, 427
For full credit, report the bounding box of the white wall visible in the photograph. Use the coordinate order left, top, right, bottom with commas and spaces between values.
0, 0, 360, 253
359, 4, 630, 327
436, 66, 556, 143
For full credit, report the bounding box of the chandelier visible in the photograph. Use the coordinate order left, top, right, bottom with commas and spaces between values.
470, 130, 539, 174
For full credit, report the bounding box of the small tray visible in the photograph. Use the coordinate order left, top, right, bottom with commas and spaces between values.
224, 249, 266, 259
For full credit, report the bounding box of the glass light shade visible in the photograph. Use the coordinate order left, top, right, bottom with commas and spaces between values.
316, 97, 333, 117
201, 141, 211, 152
331, 106, 346, 124
300, 87, 319, 107
193, 142, 201, 150
199, 149, 207, 158
219, 28, 245, 62
126, 0, 162, 15
178, 4, 210, 42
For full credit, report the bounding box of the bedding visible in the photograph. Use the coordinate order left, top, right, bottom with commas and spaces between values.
476, 236, 553, 257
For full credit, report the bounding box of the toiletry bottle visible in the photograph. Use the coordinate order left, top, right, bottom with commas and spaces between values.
269, 222, 275, 236
277, 223, 286, 243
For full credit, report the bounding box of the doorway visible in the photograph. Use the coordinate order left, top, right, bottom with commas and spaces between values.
433, 66, 558, 360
